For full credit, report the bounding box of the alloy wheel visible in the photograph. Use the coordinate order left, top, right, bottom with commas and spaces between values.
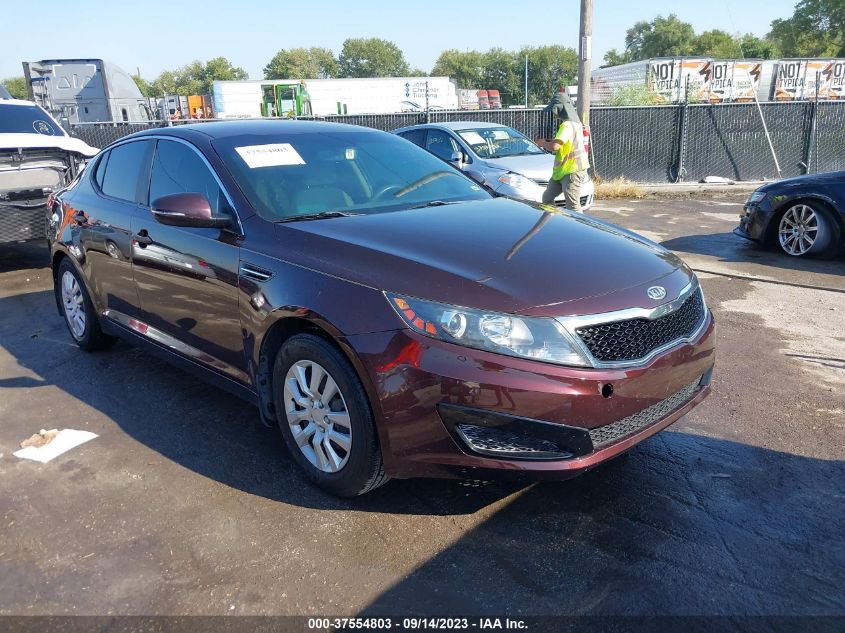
61, 270, 86, 339
283, 360, 352, 473
778, 204, 819, 256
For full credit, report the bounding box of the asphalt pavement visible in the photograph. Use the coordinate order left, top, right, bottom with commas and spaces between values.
0, 195, 842, 618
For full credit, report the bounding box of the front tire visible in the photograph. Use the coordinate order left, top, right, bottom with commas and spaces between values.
56, 258, 116, 351
272, 334, 387, 497
776, 202, 841, 258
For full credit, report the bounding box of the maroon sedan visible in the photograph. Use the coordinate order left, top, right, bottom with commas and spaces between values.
48, 121, 714, 496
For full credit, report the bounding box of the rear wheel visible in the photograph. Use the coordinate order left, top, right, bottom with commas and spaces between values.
776, 202, 840, 258
56, 259, 116, 351
272, 334, 387, 497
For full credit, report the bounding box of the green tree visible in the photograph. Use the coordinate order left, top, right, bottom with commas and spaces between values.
622, 14, 697, 61
769, 0, 845, 57
150, 58, 248, 95
263, 47, 337, 79
602, 49, 632, 67
432, 49, 485, 88
520, 45, 578, 105
693, 29, 743, 58
337, 38, 409, 77
739, 34, 781, 59
481, 48, 521, 105
2, 76, 28, 99
132, 74, 157, 97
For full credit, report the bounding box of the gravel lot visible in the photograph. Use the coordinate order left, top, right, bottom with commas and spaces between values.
0, 195, 842, 618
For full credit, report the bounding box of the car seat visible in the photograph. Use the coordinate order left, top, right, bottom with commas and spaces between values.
293, 163, 353, 213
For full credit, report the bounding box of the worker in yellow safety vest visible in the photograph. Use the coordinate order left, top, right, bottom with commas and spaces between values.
542, 96, 589, 211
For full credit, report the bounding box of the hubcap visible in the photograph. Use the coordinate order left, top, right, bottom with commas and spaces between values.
60, 270, 86, 339
778, 204, 818, 256
283, 360, 352, 473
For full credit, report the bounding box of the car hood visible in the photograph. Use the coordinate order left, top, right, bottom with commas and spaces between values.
482, 154, 554, 181
274, 198, 692, 317
758, 171, 845, 191
0, 133, 98, 157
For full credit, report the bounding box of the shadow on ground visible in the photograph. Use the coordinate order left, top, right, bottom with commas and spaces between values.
356, 430, 845, 615
662, 232, 844, 278
1, 290, 843, 616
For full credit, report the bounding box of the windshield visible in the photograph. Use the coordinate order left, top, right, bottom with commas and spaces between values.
456, 127, 544, 159
213, 129, 490, 221
0, 104, 64, 136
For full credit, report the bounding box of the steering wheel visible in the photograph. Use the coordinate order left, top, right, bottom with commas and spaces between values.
371, 184, 404, 201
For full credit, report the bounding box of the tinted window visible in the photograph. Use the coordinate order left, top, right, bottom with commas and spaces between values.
0, 104, 63, 136
150, 140, 224, 215
213, 129, 489, 221
398, 129, 426, 147
94, 153, 109, 189
100, 141, 152, 203
425, 130, 460, 161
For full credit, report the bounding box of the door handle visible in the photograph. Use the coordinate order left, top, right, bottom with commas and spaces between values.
133, 229, 152, 247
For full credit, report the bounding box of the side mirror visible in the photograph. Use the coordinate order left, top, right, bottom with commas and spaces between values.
448, 151, 464, 168
151, 193, 230, 228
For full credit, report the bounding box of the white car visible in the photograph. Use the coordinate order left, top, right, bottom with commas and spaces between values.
393, 121, 594, 211
0, 98, 97, 244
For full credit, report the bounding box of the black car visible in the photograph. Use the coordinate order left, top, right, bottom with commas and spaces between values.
735, 172, 845, 258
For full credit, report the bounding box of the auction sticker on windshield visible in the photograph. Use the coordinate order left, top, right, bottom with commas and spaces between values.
235, 143, 305, 168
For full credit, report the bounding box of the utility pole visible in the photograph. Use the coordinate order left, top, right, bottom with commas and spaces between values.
577, 0, 592, 125
524, 54, 529, 108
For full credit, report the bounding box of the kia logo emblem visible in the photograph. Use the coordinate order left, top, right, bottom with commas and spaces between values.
647, 286, 667, 300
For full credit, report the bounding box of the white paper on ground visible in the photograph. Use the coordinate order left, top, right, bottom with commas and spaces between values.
13, 429, 98, 463
235, 143, 305, 168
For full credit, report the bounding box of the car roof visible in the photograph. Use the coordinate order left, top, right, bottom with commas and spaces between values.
0, 98, 48, 108
394, 121, 510, 133
128, 119, 381, 142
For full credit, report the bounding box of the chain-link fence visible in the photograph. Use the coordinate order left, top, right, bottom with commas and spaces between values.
68, 102, 845, 183
590, 106, 682, 183
813, 101, 845, 174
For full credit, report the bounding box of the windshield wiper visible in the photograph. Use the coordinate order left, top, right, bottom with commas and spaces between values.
408, 200, 463, 209
276, 211, 362, 223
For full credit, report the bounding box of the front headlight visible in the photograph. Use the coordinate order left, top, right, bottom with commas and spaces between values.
387, 293, 591, 367
497, 172, 535, 190
748, 190, 767, 204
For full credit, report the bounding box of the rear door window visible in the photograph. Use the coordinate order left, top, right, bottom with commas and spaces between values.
99, 140, 153, 203
398, 129, 426, 147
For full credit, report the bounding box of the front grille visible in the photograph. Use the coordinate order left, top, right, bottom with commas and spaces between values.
456, 424, 569, 458
0, 204, 47, 243
589, 379, 701, 449
576, 289, 705, 363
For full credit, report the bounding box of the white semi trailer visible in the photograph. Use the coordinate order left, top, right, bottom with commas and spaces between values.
23, 59, 152, 123
592, 57, 845, 104
212, 77, 459, 118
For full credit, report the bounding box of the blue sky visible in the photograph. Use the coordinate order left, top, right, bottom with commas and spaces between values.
3, 0, 798, 80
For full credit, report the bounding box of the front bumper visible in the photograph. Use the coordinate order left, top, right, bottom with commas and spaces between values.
496, 177, 595, 211
736, 199, 773, 243
0, 199, 49, 243
347, 310, 715, 480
